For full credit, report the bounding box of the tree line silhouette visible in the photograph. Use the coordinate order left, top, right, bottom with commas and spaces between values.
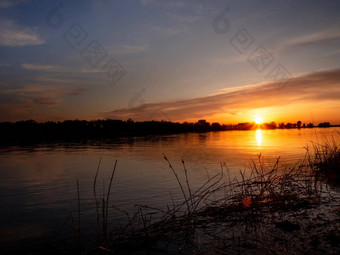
0, 119, 334, 145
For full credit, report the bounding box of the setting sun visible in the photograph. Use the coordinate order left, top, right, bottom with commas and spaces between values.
255, 116, 263, 124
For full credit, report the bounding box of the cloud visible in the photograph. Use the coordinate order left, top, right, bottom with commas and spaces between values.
0, 0, 11, 8
0, 19, 44, 47
140, 0, 208, 36
107, 43, 149, 55
22, 63, 63, 72
140, 0, 157, 5
0, 85, 86, 107
140, 0, 184, 8
101, 68, 340, 121
0, 63, 12, 67
144, 24, 184, 37
280, 28, 340, 51
0, 83, 87, 121
0, 0, 26, 9
21, 63, 105, 74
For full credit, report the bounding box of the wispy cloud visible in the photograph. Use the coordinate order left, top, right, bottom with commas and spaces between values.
280, 28, 340, 52
0, 0, 11, 8
144, 24, 184, 37
21, 63, 105, 74
0, 63, 12, 67
22, 63, 63, 72
0, 84, 86, 121
107, 43, 149, 55
140, 0, 184, 9
101, 68, 340, 121
140, 0, 157, 5
140, 0, 207, 37
0, 19, 44, 47
0, 0, 26, 9
0, 85, 86, 107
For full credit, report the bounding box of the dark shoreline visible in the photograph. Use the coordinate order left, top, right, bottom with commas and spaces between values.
0, 119, 338, 145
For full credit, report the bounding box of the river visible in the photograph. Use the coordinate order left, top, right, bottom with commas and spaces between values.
0, 127, 339, 248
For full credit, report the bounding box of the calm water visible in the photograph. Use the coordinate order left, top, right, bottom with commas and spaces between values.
0, 127, 339, 247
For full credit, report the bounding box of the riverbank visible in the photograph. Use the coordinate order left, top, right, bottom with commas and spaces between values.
1, 119, 338, 145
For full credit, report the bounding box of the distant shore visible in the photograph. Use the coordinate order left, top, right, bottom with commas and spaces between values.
0, 119, 338, 145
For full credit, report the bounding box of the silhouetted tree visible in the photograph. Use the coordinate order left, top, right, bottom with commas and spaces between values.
0, 118, 329, 145
235, 122, 254, 130
198, 119, 210, 126
318, 122, 331, 127
297, 121, 302, 128
211, 122, 221, 130
262, 122, 277, 129
278, 122, 285, 129
197, 119, 210, 131
285, 123, 292, 129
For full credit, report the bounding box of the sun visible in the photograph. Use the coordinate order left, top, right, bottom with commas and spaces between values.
255, 116, 263, 124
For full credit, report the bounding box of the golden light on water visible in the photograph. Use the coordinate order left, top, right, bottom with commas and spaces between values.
256, 129, 262, 146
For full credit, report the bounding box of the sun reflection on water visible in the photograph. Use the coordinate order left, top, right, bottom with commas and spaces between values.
256, 129, 262, 146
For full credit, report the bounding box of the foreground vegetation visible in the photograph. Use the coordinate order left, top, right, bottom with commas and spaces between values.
10, 139, 340, 254
30, 138, 338, 255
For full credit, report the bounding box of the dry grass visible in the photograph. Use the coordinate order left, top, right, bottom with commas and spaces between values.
50, 140, 340, 254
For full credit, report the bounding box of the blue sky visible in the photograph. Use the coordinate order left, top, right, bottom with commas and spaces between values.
0, 0, 340, 124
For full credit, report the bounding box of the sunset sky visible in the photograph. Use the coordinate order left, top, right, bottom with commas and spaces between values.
0, 0, 340, 124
